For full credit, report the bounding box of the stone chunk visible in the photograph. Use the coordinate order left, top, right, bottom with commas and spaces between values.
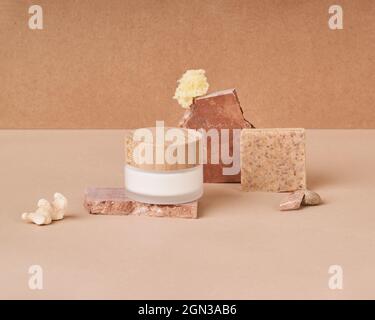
179, 88, 254, 183
241, 128, 306, 192
279, 190, 305, 211
280, 189, 322, 211
302, 190, 322, 206
84, 187, 198, 219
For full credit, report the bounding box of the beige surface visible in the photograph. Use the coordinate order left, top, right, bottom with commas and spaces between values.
0, 129, 375, 299
1, 0, 375, 129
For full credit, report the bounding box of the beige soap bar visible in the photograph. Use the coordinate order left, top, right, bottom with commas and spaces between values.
84, 187, 198, 219
241, 128, 306, 192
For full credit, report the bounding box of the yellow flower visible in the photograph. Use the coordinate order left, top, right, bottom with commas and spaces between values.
173, 69, 209, 109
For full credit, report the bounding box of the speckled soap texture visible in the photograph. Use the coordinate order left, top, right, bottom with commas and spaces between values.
240, 128, 306, 192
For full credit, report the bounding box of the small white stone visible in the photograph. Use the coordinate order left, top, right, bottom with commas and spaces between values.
51, 193, 67, 220
22, 193, 67, 226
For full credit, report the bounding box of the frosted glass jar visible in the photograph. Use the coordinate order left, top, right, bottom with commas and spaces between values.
124, 127, 203, 204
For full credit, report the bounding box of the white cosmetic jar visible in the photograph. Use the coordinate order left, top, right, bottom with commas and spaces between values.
124, 127, 203, 205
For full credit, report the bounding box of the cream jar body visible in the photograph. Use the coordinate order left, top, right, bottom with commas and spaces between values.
124, 127, 203, 205
124, 164, 203, 204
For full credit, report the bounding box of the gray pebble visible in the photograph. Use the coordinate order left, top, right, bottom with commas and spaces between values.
302, 190, 322, 206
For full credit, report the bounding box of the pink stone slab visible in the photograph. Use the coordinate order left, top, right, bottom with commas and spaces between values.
279, 190, 305, 211
241, 128, 306, 192
84, 187, 198, 219
179, 88, 254, 183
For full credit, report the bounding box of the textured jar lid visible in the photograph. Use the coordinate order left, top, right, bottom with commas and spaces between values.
125, 127, 202, 171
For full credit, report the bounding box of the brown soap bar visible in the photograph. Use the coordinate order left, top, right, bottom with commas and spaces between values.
241, 128, 306, 192
179, 88, 254, 183
84, 187, 198, 219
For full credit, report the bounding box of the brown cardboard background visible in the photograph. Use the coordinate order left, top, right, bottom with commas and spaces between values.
0, 0, 374, 129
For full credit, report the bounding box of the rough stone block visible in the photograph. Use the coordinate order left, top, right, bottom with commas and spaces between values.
179, 88, 254, 183
84, 187, 198, 218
